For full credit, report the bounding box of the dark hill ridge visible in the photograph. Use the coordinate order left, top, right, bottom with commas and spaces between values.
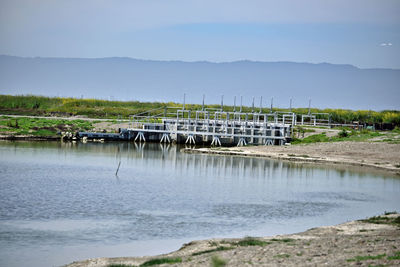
0, 55, 399, 110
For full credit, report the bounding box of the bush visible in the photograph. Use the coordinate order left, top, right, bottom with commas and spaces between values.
139, 257, 182, 266
338, 129, 348, 138
211, 255, 227, 267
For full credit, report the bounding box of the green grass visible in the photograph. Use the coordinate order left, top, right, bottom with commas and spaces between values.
1, 95, 400, 125
392, 127, 400, 133
346, 254, 386, 262
211, 255, 227, 267
0, 116, 95, 136
361, 216, 390, 224
2, 95, 400, 139
387, 251, 400, 260
338, 130, 382, 142
292, 129, 385, 145
139, 257, 182, 266
360, 214, 400, 226
292, 133, 330, 144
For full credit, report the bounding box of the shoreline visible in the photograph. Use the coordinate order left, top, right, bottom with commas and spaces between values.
64, 214, 400, 267
0, 135, 60, 141
184, 141, 400, 176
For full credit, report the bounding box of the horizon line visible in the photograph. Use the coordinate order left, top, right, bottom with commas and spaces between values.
2, 54, 399, 71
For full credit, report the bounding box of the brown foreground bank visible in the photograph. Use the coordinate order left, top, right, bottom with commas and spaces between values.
65, 214, 400, 267
185, 141, 400, 175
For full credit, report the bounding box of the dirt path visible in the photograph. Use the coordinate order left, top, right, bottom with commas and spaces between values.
92, 121, 131, 132
64, 214, 400, 267
185, 141, 400, 175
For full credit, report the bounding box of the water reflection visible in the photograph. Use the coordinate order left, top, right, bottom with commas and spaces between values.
1, 140, 398, 182
0, 141, 399, 267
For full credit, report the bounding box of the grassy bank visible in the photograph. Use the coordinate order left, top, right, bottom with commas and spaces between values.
1, 94, 400, 140
1, 95, 400, 126
1, 115, 399, 143
292, 127, 400, 144
0, 116, 96, 137
0, 94, 168, 118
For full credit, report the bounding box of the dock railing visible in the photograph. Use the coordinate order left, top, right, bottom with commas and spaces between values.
125, 105, 362, 146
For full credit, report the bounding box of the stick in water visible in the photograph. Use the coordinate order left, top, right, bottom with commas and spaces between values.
115, 161, 121, 176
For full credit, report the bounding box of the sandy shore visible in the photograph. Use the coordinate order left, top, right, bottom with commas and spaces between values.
185, 141, 400, 175
64, 214, 400, 267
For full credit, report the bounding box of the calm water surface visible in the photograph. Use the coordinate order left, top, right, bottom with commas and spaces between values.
0, 141, 399, 267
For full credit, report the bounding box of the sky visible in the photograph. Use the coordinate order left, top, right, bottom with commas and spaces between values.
0, 0, 399, 69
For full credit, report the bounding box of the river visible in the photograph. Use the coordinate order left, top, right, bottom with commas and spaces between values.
0, 141, 399, 267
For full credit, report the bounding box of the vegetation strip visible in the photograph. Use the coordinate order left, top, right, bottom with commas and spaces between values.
2, 95, 400, 144
290, 128, 397, 144
1, 94, 400, 125
139, 257, 182, 266
387, 251, 400, 260
192, 237, 273, 257
360, 215, 400, 226
234, 237, 270, 247
0, 116, 95, 137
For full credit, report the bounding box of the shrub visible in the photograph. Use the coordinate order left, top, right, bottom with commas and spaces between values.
338, 129, 348, 138
140, 257, 182, 266
211, 255, 226, 267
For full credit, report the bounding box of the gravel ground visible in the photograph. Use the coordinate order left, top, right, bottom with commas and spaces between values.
64, 214, 400, 267
92, 121, 131, 132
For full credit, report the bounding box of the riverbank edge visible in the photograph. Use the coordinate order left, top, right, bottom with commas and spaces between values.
64, 214, 400, 267
183, 147, 400, 175
0, 134, 60, 141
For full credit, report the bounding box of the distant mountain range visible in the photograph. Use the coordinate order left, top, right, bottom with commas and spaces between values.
0, 55, 399, 110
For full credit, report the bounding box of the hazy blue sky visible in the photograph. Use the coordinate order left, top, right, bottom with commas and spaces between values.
0, 0, 399, 69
